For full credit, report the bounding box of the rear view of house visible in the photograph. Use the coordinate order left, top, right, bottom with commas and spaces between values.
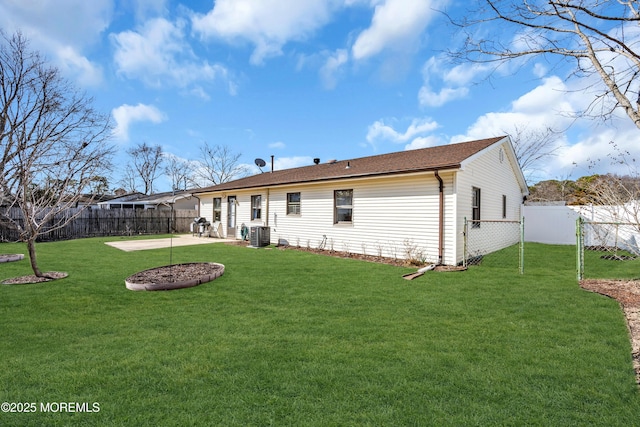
194, 136, 528, 265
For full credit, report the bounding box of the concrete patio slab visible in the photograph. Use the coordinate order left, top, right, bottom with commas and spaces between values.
105, 234, 236, 252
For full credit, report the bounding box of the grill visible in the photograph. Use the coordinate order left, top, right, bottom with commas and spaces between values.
191, 217, 211, 237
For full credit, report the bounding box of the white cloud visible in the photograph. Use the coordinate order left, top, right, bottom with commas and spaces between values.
510, 76, 571, 114
366, 117, 440, 150
452, 76, 577, 141
319, 49, 349, 89
351, 0, 445, 61
532, 62, 548, 78
133, 0, 168, 21
556, 120, 640, 179
404, 135, 444, 150
56, 45, 104, 87
274, 156, 315, 170
0, 0, 112, 86
111, 18, 234, 95
0, 0, 112, 46
248, 155, 314, 173
112, 103, 167, 141
419, 85, 469, 108
447, 74, 640, 181
192, 0, 336, 65
418, 56, 483, 107
269, 141, 286, 149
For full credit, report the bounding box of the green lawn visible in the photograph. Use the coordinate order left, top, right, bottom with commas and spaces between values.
1, 238, 639, 425
583, 247, 640, 280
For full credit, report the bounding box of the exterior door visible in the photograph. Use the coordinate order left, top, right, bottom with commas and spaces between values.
227, 196, 237, 238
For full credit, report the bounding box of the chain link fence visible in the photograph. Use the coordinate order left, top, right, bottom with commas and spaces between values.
576, 217, 640, 280
464, 218, 524, 273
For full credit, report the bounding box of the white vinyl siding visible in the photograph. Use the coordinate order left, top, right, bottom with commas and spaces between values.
267, 174, 446, 263
196, 138, 526, 265
454, 140, 524, 264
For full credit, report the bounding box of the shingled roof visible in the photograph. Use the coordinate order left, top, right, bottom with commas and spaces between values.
194, 136, 507, 193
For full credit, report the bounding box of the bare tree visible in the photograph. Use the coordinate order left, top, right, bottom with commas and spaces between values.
124, 142, 164, 194
508, 124, 562, 180
583, 139, 640, 213
0, 31, 114, 277
194, 142, 249, 186
164, 153, 195, 191
118, 165, 140, 194
449, 1, 640, 128
583, 173, 640, 230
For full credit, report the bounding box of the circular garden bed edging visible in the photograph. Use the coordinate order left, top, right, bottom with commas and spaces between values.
0, 254, 25, 263
125, 262, 225, 291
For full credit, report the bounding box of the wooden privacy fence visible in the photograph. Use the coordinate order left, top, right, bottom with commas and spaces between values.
0, 207, 198, 242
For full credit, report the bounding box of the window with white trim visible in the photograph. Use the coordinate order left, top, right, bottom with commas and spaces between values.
213, 197, 222, 222
472, 187, 481, 228
287, 192, 301, 215
502, 195, 507, 219
251, 195, 261, 220
334, 189, 353, 223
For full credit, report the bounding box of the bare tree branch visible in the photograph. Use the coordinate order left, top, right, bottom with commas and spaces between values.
449, 0, 640, 127
507, 124, 563, 179
164, 153, 196, 191
0, 31, 114, 277
124, 142, 164, 195
194, 142, 249, 186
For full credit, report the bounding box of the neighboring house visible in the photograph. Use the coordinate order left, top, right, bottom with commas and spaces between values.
194, 136, 528, 265
97, 190, 199, 211
74, 194, 117, 208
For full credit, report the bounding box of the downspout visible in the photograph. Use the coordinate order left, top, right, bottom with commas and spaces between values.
434, 171, 444, 265
265, 188, 270, 227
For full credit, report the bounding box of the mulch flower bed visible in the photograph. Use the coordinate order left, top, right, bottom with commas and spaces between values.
2, 271, 68, 285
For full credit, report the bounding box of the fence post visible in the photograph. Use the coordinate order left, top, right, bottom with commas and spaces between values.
576, 217, 584, 281
520, 216, 525, 275
463, 217, 468, 267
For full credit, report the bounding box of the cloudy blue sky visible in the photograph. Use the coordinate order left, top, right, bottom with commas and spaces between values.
1, 0, 637, 191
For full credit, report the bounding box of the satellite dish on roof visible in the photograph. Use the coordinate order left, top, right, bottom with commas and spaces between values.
255, 158, 266, 173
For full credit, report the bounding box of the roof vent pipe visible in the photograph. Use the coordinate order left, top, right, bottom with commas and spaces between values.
271, 155, 274, 173
346, 161, 351, 169
313, 158, 320, 165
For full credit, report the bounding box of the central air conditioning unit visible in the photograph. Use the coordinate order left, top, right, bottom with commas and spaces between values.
250, 226, 271, 247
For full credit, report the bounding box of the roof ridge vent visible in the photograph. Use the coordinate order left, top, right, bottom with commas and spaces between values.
327, 159, 337, 164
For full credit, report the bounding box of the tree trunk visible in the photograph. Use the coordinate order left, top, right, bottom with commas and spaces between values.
26, 238, 43, 277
